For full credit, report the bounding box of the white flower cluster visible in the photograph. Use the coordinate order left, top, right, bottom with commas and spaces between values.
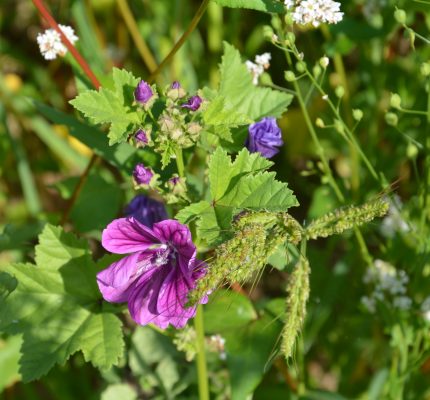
37, 25, 78, 60
380, 195, 410, 238
421, 297, 430, 322
245, 52, 271, 85
361, 259, 411, 313
284, 0, 344, 27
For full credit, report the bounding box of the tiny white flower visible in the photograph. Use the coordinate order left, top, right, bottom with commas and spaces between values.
285, 0, 295, 9
361, 296, 376, 313
320, 56, 330, 68
322, 94, 329, 101
37, 24, 78, 60
393, 296, 412, 310
380, 195, 410, 238
255, 52, 271, 69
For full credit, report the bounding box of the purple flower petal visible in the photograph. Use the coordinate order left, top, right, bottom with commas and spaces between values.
246, 117, 284, 159
98, 217, 208, 329
134, 80, 153, 104
181, 95, 202, 111
102, 217, 160, 254
133, 163, 154, 186
96, 252, 142, 302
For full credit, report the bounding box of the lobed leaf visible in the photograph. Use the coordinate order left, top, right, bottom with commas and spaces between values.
0, 225, 124, 381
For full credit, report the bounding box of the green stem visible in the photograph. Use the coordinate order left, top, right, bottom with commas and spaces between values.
194, 304, 210, 400
284, 51, 345, 203
148, 0, 211, 83
175, 148, 185, 177
117, 0, 159, 74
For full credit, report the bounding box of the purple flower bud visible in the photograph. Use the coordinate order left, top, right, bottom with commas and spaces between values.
133, 163, 154, 185
125, 195, 168, 228
135, 129, 148, 146
134, 80, 153, 104
182, 95, 202, 111
245, 117, 283, 159
171, 81, 181, 89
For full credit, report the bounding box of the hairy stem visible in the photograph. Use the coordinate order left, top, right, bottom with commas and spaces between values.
194, 305, 210, 400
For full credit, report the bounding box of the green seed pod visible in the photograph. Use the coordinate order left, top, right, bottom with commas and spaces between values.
352, 109, 363, 121
385, 112, 398, 126
420, 62, 430, 77
394, 9, 406, 25
390, 93, 402, 109
335, 86, 345, 98
406, 142, 418, 159
285, 71, 296, 82
296, 61, 306, 73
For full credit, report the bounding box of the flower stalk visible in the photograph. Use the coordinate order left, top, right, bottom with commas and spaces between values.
194, 304, 210, 400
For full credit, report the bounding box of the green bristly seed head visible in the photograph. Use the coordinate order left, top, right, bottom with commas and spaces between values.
305, 198, 389, 240
187, 211, 303, 305
281, 255, 310, 360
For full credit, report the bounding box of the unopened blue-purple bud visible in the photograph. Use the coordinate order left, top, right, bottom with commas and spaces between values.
171, 81, 181, 89
135, 129, 148, 146
182, 95, 202, 111
245, 117, 283, 159
125, 194, 167, 228
133, 163, 154, 185
134, 80, 153, 104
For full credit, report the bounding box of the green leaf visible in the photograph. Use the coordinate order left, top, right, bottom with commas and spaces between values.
203, 290, 257, 332
0, 335, 22, 390
177, 148, 298, 245
214, 0, 284, 12
101, 384, 138, 400
0, 225, 124, 381
55, 172, 122, 233
219, 43, 293, 120
129, 327, 184, 397
70, 68, 141, 145
203, 95, 252, 142
35, 101, 136, 168
224, 298, 284, 400
0, 272, 17, 301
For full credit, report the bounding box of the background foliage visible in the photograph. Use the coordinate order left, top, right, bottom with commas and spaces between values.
1, 0, 430, 399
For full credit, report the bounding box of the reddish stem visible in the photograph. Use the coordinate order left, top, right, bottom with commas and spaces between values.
32, 0, 101, 89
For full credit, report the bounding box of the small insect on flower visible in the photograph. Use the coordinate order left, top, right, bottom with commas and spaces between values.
245, 117, 284, 159
97, 218, 208, 329
37, 24, 78, 60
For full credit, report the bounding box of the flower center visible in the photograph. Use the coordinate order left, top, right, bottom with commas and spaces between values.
151, 244, 173, 267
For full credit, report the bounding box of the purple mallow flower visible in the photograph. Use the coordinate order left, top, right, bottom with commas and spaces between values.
182, 95, 202, 111
133, 163, 154, 186
125, 195, 168, 228
245, 117, 284, 158
97, 218, 207, 328
171, 81, 181, 89
135, 129, 148, 145
134, 80, 153, 104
